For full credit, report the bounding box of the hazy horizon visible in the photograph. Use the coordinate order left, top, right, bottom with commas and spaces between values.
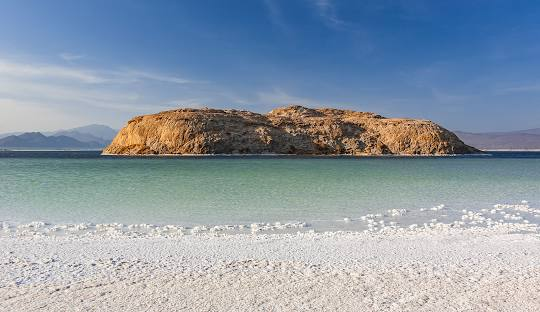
1, 0, 540, 133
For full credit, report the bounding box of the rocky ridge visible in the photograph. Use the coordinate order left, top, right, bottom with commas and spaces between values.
103, 105, 478, 155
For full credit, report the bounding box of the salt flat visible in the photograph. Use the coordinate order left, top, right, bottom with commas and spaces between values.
1, 227, 539, 311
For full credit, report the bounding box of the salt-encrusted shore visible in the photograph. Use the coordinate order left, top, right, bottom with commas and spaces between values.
1, 225, 540, 312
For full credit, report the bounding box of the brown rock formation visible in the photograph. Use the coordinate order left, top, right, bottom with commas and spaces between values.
103, 105, 479, 155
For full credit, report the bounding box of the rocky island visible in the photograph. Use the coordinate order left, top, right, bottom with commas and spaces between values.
103, 105, 478, 155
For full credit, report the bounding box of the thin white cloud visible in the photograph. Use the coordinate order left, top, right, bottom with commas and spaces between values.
0, 59, 107, 83
263, 0, 291, 34
311, 0, 346, 29
124, 70, 203, 85
498, 83, 540, 94
0, 57, 213, 132
0, 58, 196, 85
309, 0, 374, 55
59, 53, 86, 62
0, 78, 139, 109
264, 0, 348, 33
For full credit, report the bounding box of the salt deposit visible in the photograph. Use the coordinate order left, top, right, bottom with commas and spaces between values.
1, 225, 539, 311
5, 201, 536, 239
1, 201, 540, 311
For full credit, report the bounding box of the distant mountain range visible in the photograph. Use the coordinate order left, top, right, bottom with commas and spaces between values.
0, 125, 117, 150
51, 124, 118, 146
455, 128, 540, 150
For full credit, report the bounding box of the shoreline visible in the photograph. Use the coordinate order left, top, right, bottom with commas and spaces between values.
481, 149, 540, 151
3, 149, 539, 155
101, 152, 481, 157
3, 201, 539, 238
5, 149, 540, 157
1, 227, 539, 311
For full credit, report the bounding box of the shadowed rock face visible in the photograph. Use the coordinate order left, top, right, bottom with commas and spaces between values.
103, 105, 479, 155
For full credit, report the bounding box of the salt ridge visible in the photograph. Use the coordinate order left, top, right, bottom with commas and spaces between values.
2, 201, 539, 239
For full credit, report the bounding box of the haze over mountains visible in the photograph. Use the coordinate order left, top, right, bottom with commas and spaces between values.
0, 125, 117, 150
454, 129, 540, 150
50, 125, 118, 147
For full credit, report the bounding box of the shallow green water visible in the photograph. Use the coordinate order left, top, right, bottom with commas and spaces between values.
0, 151, 539, 228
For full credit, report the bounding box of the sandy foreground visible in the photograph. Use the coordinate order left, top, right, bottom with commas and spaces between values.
1, 228, 540, 312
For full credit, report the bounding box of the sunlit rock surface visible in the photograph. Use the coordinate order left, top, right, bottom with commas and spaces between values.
104, 105, 478, 155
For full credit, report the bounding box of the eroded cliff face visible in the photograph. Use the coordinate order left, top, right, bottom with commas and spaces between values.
103, 105, 479, 155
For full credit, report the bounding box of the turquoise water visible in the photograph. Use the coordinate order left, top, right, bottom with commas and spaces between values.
0, 151, 539, 229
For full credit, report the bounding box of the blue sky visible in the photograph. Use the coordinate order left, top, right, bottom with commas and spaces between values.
0, 0, 539, 132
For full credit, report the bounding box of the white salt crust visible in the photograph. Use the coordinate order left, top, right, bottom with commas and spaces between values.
1, 203, 540, 311
1, 227, 539, 311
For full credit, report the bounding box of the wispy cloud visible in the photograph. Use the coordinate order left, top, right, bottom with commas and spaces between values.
311, 0, 346, 29
0, 59, 107, 83
0, 59, 196, 85
498, 83, 540, 94
0, 57, 208, 131
308, 0, 374, 56
0, 79, 139, 110
314, 0, 346, 28
123, 70, 203, 85
264, 0, 347, 32
263, 0, 291, 33
59, 52, 86, 62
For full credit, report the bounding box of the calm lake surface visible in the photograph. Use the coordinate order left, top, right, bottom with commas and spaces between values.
1, 151, 539, 229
